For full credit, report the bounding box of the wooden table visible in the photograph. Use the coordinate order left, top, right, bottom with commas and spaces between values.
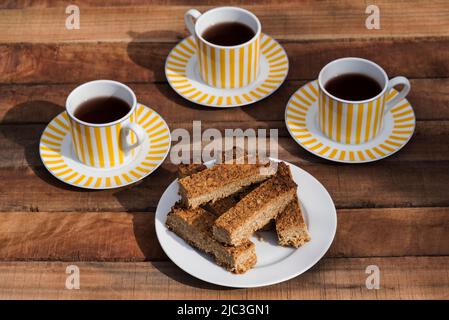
0, 0, 448, 300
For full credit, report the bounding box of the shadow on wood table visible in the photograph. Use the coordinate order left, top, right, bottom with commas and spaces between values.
127, 30, 238, 114
113, 168, 232, 291
151, 260, 231, 291
0, 100, 89, 191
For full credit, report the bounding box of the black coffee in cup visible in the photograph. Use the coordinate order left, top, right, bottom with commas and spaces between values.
202, 22, 255, 46
74, 97, 131, 124
324, 73, 382, 101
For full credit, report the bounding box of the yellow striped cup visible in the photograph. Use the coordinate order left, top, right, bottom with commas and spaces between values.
185, 7, 261, 89
318, 57, 411, 144
66, 80, 146, 168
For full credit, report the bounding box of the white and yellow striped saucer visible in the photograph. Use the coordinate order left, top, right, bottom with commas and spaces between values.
39, 104, 171, 189
165, 34, 288, 108
285, 81, 416, 163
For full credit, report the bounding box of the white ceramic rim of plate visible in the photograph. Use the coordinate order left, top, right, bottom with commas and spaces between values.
285, 80, 416, 164
155, 158, 337, 288
39, 104, 171, 190
165, 34, 289, 108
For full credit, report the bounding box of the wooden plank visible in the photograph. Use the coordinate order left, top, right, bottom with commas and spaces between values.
1, 120, 449, 172
0, 79, 448, 124
330, 207, 449, 258
0, 212, 160, 261
0, 1, 448, 43
0, 208, 447, 261
0, 257, 447, 299
0, 0, 311, 9
1, 39, 449, 84
0, 159, 448, 211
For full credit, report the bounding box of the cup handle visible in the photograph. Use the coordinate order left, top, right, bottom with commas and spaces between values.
384, 76, 411, 114
121, 122, 145, 151
185, 9, 202, 36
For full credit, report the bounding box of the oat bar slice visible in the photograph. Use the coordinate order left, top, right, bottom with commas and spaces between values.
178, 161, 275, 208
178, 163, 207, 179
275, 194, 311, 248
166, 206, 257, 273
212, 162, 297, 246
177, 161, 273, 231
177, 148, 248, 215
178, 146, 248, 180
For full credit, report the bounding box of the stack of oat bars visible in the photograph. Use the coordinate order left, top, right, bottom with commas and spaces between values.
166, 149, 311, 274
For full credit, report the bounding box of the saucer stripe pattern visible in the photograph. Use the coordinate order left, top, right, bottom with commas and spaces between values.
285, 81, 416, 163
40, 104, 171, 189
165, 34, 288, 107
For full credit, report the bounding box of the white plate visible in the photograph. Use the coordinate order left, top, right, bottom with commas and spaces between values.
285, 80, 416, 163
155, 159, 337, 288
165, 34, 289, 108
40, 104, 171, 189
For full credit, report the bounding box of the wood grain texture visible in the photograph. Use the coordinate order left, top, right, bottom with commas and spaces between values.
0, 257, 448, 299
1, 121, 449, 172
0, 0, 448, 300
0, 208, 448, 261
1, 1, 448, 43
0, 160, 448, 212
0, 121, 448, 210
0, 0, 324, 9
0, 212, 158, 261
1, 79, 448, 124
1, 39, 449, 84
